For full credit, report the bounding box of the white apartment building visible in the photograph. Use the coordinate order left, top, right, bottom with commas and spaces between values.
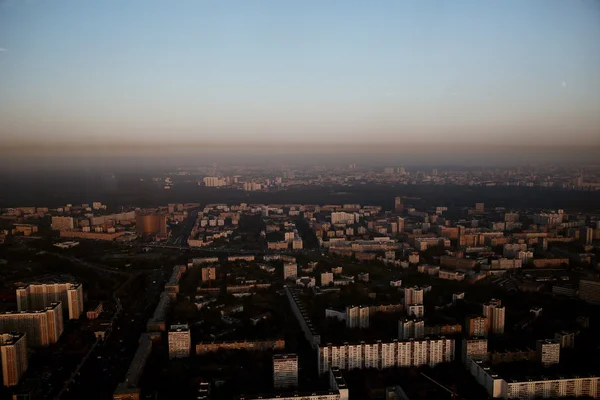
0, 332, 28, 387
168, 324, 191, 359
273, 353, 298, 389
331, 212, 357, 225
469, 358, 600, 399
398, 318, 424, 340
318, 338, 454, 375
203, 177, 227, 187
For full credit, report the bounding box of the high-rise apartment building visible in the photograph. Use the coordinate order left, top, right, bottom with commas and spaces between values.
536, 339, 560, 367
318, 338, 454, 375
273, 353, 298, 389
201, 267, 216, 282
397, 217, 405, 233
51, 216, 74, 231
16, 283, 83, 319
283, 263, 297, 280
475, 203, 485, 213
462, 337, 488, 368
0, 302, 63, 346
466, 316, 489, 337
168, 324, 191, 359
398, 318, 424, 340
482, 299, 505, 335
346, 306, 369, 329
579, 278, 600, 304
0, 332, 28, 387
394, 197, 404, 213
403, 286, 424, 308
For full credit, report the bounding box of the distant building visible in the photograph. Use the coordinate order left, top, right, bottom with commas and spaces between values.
579, 278, 600, 304
0, 332, 28, 387
452, 292, 465, 304
201, 267, 216, 282
0, 302, 63, 346
536, 339, 560, 367
466, 316, 489, 338
135, 213, 167, 235
394, 197, 404, 213
283, 263, 297, 280
554, 331, 575, 348
317, 338, 454, 375
321, 272, 333, 286
273, 353, 298, 389
475, 203, 484, 213
168, 324, 191, 359
51, 216, 74, 231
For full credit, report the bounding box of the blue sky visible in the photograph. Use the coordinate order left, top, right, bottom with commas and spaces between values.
1, 0, 599, 146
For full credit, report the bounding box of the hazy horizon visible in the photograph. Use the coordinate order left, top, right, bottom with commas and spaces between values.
1, 0, 600, 155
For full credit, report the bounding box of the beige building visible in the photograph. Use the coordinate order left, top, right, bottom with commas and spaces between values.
201, 267, 216, 282
482, 299, 505, 335
51, 216, 74, 231
466, 316, 489, 337
318, 338, 454, 375
283, 263, 297, 280
0, 332, 28, 387
17, 283, 83, 320
168, 324, 191, 359
0, 302, 63, 346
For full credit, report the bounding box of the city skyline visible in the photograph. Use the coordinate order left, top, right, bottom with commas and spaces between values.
1, 0, 599, 149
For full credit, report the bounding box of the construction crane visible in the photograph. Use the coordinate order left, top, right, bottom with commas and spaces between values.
420, 372, 464, 400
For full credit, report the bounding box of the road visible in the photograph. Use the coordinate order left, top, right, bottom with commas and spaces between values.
55, 295, 123, 399
43, 251, 131, 277
59, 269, 165, 400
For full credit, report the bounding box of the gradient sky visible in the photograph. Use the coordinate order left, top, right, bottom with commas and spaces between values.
1, 0, 599, 147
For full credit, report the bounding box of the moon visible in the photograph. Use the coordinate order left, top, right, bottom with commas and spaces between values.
561, 81, 567, 88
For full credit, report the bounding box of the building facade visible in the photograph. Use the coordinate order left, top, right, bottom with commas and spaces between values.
168, 324, 191, 359
273, 353, 298, 389
0, 332, 28, 387
318, 338, 454, 375
16, 283, 83, 320
0, 302, 63, 346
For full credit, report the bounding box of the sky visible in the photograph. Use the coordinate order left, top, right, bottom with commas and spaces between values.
1, 0, 599, 154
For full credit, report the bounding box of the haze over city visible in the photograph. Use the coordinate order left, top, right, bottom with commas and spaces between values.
1, 0, 600, 164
